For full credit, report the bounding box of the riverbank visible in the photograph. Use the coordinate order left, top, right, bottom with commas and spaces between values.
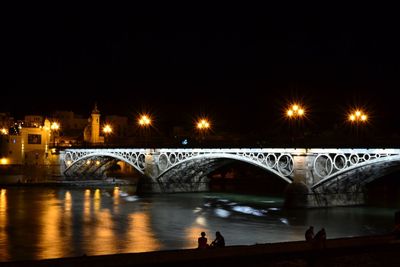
2, 234, 399, 267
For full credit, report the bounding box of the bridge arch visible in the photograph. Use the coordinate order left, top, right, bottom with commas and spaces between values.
63, 150, 146, 176
156, 152, 293, 184
312, 155, 400, 191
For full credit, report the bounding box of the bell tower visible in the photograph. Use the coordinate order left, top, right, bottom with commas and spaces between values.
90, 103, 101, 144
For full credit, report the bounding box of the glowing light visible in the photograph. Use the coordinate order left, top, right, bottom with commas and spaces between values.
94, 189, 101, 211
348, 109, 368, 123
361, 114, 367, 121
96, 160, 100, 165
84, 189, 91, 218
195, 216, 207, 226
113, 187, 120, 207
125, 212, 161, 252
0, 158, 8, 165
50, 122, 60, 131
65, 191, 72, 212
38, 191, 63, 258
0, 128, 8, 135
196, 118, 211, 130
66, 160, 72, 166
103, 124, 112, 134
138, 114, 152, 127
0, 188, 8, 259
286, 103, 306, 118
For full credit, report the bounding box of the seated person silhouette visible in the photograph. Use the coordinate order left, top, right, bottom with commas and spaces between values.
210, 231, 225, 248
198, 232, 208, 249
305, 226, 314, 242
314, 228, 327, 249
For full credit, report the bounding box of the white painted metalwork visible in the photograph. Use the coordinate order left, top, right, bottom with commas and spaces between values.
62, 148, 296, 182
156, 149, 294, 183
62, 148, 400, 186
63, 149, 147, 174
311, 148, 400, 182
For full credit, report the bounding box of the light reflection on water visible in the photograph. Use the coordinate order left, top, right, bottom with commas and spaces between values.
0, 187, 396, 262
0, 189, 8, 260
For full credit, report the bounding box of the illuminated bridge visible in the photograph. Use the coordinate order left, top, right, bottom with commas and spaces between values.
60, 148, 400, 207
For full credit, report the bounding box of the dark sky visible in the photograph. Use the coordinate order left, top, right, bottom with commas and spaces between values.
1, 3, 400, 133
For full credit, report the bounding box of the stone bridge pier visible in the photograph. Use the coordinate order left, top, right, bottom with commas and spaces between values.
284, 153, 365, 208
61, 148, 400, 208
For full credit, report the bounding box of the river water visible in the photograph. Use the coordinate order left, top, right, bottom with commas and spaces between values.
0, 186, 396, 262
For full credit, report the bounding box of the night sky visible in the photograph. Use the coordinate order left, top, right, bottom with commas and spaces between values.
1, 4, 400, 134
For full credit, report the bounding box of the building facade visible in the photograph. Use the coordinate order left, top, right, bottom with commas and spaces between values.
0, 119, 51, 165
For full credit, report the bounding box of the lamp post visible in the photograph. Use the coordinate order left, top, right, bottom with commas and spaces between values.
102, 124, 112, 146
138, 114, 152, 147
347, 109, 368, 146
195, 118, 211, 146
50, 122, 60, 147
285, 103, 305, 146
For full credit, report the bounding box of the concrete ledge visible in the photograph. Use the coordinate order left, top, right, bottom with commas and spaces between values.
2, 235, 399, 267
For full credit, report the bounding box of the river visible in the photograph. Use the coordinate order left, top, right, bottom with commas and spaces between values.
0, 186, 396, 262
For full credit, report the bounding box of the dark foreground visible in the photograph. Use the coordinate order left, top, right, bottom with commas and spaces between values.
2, 235, 400, 267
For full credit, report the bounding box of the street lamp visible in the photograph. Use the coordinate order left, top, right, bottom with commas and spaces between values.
138, 114, 152, 127
50, 122, 60, 147
195, 118, 211, 145
137, 113, 152, 147
347, 109, 368, 145
285, 103, 306, 146
348, 109, 368, 123
286, 103, 305, 119
196, 118, 210, 130
103, 124, 112, 146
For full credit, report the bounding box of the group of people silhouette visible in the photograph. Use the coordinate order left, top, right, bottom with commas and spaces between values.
305, 226, 327, 249
198, 231, 225, 249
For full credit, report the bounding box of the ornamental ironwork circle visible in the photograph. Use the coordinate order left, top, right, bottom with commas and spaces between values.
158, 153, 169, 171
333, 154, 347, 170
169, 153, 176, 164
349, 154, 359, 165
277, 154, 294, 176
266, 153, 277, 168
257, 153, 265, 163
314, 154, 333, 178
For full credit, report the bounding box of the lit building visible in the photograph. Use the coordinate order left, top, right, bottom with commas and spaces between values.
0, 119, 51, 165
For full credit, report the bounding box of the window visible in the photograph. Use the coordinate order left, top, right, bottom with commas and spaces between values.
28, 134, 41, 144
